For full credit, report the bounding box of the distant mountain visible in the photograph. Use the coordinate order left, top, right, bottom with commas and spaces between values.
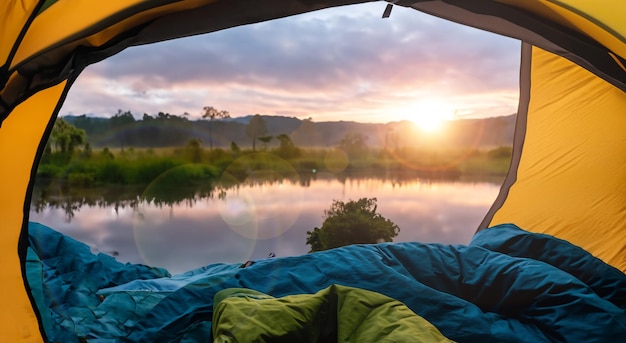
63, 114, 516, 149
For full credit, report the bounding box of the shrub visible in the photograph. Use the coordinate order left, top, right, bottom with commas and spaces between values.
306, 197, 399, 252
36, 164, 64, 178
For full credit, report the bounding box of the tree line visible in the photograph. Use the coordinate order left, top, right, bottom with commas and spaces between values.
64, 109, 517, 151
65, 108, 267, 149
37, 113, 511, 192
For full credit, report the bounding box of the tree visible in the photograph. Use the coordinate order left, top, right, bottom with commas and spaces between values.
291, 117, 319, 146
48, 118, 86, 155
245, 114, 268, 151
110, 110, 135, 151
258, 135, 273, 150
230, 141, 241, 154
276, 133, 300, 159
338, 132, 368, 158
185, 138, 203, 163
82, 142, 92, 158
110, 109, 135, 127
306, 198, 399, 252
202, 106, 230, 150
101, 147, 114, 160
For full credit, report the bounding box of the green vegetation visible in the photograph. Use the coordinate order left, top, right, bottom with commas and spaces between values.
36, 115, 513, 189
40, 142, 218, 188
33, 116, 514, 220
42, 118, 86, 165
306, 198, 400, 252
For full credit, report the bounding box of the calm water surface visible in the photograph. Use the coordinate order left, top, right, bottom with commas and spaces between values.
30, 176, 501, 274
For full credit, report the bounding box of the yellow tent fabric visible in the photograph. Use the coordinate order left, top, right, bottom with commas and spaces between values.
0, 0, 40, 66
1, 0, 626, 341
0, 80, 67, 342
409, 0, 626, 91
495, 0, 626, 59
483, 45, 626, 272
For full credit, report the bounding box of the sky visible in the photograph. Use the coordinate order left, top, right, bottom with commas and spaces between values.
60, 3, 521, 124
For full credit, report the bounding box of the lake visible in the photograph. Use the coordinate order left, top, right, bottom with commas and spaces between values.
29, 173, 502, 274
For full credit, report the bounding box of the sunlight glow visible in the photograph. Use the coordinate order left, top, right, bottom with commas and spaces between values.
407, 99, 454, 133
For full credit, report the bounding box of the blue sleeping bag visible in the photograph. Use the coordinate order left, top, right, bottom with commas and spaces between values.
27, 222, 626, 342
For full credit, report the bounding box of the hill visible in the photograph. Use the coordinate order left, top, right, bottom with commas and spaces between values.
63, 113, 516, 150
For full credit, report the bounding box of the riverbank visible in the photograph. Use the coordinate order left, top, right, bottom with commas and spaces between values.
36, 145, 512, 189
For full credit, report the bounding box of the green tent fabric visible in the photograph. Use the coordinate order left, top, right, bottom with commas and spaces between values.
212, 285, 454, 342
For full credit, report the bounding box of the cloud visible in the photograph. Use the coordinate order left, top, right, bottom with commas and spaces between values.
61, 3, 520, 122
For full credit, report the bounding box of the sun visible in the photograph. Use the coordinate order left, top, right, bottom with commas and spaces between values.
413, 114, 445, 132
406, 99, 454, 133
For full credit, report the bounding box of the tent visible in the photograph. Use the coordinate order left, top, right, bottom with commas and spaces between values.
1, 1, 624, 341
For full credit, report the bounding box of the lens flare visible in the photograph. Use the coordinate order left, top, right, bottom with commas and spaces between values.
133, 164, 257, 272
218, 153, 304, 240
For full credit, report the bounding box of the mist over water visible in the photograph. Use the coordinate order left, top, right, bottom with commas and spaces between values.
30, 176, 500, 274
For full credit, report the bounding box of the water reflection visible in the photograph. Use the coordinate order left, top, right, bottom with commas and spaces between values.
30, 173, 502, 274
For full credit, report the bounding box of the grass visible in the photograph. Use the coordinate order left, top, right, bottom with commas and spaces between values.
36, 144, 513, 188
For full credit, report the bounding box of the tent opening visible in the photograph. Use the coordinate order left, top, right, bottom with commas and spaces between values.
29, 3, 520, 274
